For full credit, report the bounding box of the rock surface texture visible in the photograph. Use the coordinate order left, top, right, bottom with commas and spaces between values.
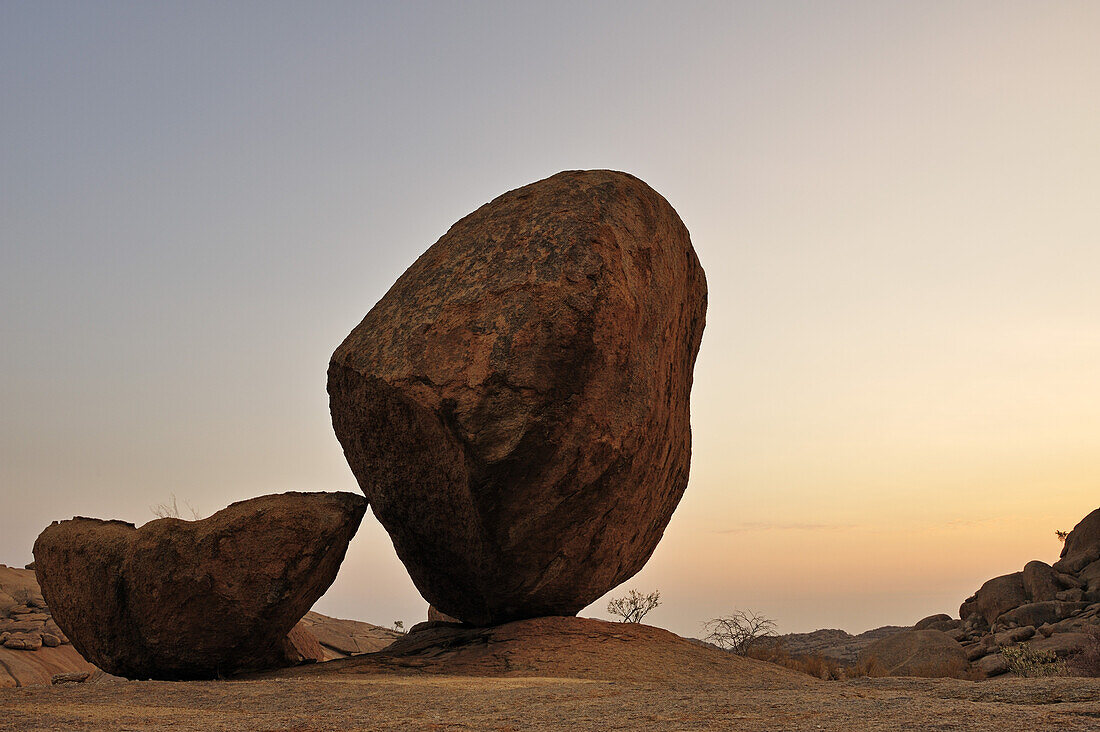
274, 616, 803, 684
33, 492, 366, 680
329, 170, 707, 625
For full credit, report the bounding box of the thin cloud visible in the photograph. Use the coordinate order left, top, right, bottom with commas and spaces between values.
715, 522, 857, 534
942, 516, 1010, 529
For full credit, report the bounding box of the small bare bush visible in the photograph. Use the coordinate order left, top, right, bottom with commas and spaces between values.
150, 494, 201, 520
607, 589, 661, 623
703, 610, 777, 655
1065, 627, 1100, 677
1001, 643, 1063, 677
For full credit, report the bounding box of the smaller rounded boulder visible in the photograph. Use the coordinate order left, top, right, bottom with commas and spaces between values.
33, 491, 366, 680
858, 630, 968, 678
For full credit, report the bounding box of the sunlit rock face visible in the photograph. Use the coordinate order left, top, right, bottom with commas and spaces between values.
33, 492, 365, 680
329, 169, 707, 626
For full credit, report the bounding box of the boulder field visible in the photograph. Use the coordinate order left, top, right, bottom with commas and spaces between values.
953, 507, 1100, 676
33, 492, 366, 680
853, 506, 1100, 678
329, 169, 707, 625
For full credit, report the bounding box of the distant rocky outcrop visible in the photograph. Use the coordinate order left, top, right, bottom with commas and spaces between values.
329, 170, 707, 626
857, 629, 968, 678
953, 506, 1100, 676
768, 626, 909, 664
296, 611, 403, 660
764, 508, 1099, 679
33, 492, 366, 680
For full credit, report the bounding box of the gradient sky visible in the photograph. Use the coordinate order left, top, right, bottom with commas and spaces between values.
2, 2, 1098, 637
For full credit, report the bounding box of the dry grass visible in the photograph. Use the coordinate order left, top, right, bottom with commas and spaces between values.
743, 639, 890, 680
4, 666, 1100, 730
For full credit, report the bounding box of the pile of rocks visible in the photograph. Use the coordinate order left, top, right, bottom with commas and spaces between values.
0, 564, 99, 687
955, 507, 1100, 676
329, 170, 707, 626
857, 507, 1100, 678
0, 564, 64, 651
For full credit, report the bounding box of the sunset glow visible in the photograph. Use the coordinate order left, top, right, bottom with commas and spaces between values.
2, 2, 1098, 638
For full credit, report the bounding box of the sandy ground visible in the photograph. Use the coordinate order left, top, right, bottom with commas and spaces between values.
2, 674, 1100, 731
2, 617, 1098, 730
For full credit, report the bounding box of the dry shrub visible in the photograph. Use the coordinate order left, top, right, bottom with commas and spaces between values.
905, 656, 970, 679
703, 610, 776, 654
1065, 626, 1100, 677
746, 640, 967, 680
843, 656, 889, 679
607, 589, 661, 623
743, 639, 845, 680
1002, 643, 1064, 677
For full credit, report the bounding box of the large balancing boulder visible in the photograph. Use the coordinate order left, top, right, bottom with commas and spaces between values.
33, 492, 366, 680
329, 170, 707, 625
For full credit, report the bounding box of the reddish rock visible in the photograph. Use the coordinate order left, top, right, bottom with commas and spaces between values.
0, 565, 45, 613
1054, 507, 1100, 574
960, 573, 1028, 628
329, 170, 707, 625
3, 632, 42, 651
975, 652, 1009, 677
428, 605, 461, 624
277, 616, 808, 685
1080, 559, 1100, 591
1055, 571, 1084, 589
998, 601, 1090, 629
33, 492, 366, 680
1029, 632, 1093, 658
281, 625, 325, 665
0, 645, 98, 688
295, 611, 403, 659
50, 671, 89, 685
1022, 561, 1061, 603
912, 614, 956, 632
856, 630, 968, 678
